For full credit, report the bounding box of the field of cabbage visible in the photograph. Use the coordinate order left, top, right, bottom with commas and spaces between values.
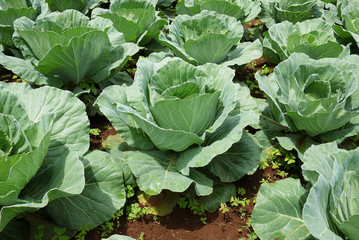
1, 0, 359, 239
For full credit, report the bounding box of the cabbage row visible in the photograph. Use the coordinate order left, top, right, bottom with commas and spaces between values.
0, 0, 359, 239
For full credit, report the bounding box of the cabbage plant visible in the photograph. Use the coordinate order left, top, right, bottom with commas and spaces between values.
263, 18, 349, 63
0, 82, 87, 231
92, 0, 167, 46
45, 0, 104, 13
330, 0, 359, 48
0, 9, 139, 90
256, 53, 359, 139
0, 83, 126, 235
252, 142, 359, 240
260, 0, 322, 27
96, 57, 261, 205
0, 0, 48, 51
176, 0, 261, 23
157, 10, 262, 66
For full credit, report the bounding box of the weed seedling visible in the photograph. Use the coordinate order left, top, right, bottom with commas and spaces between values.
75, 224, 93, 240
138, 232, 145, 240
51, 227, 69, 240
219, 203, 230, 214
34, 225, 45, 240
89, 128, 101, 136
238, 187, 246, 196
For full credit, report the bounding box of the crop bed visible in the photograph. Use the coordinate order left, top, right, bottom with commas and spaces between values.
1, 0, 359, 240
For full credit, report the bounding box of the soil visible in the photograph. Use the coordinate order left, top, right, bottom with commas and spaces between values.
89, 115, 118, 151
235, 56, 275, 98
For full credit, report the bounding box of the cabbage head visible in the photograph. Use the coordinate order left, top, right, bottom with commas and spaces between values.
260, 0, 322, 27
252, 142, 359, 240
0, 9, 139, 90
176, 0, 261, 23
92, 0, 167, 46
0, 82, 89, 232
157, 10, 262, 66
0, 83, 126, 235
45, 0, 104, 14
0, 0, 48, 51
263, 18, 349, 63
96, 57, 261, 200
256, 53, 359, 138
330, 0, 359, 48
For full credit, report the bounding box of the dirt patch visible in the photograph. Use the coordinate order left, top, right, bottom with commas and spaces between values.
235, 56, 275, 99
89, 114, 118, 151
243, 19, 263, 29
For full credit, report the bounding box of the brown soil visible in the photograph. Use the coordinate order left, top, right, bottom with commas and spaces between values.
89, 115, 118, 151
235, 56, 275, 99
242, 19, 263, 29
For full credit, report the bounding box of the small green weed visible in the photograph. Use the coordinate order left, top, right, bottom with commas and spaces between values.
126, 203, 156, 220
200, 217, 207, 225
138, 232, 145, 240
237, 187, 246, 196
178, 194, 207, 216
75, 223, 93, 240
34, 225, 45, 240
219, 203, 230, 214
89, 128, 101, 136
51, 227, 69, 240
126, 185, 136, 198
230, 196, 250, 208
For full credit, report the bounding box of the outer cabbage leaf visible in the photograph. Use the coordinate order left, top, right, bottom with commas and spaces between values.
264, 19, 349, 63
104, 235, 136, 240
206, 131, 261, 182
252, 178, 313, 240
256, 53, 359, 139
0, 220, 29, 240
46, 151, 126, 230
176, 0, 261, 23
157, 10, 262, 66
92, 0, 167, 46
0, 10, 139, 90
